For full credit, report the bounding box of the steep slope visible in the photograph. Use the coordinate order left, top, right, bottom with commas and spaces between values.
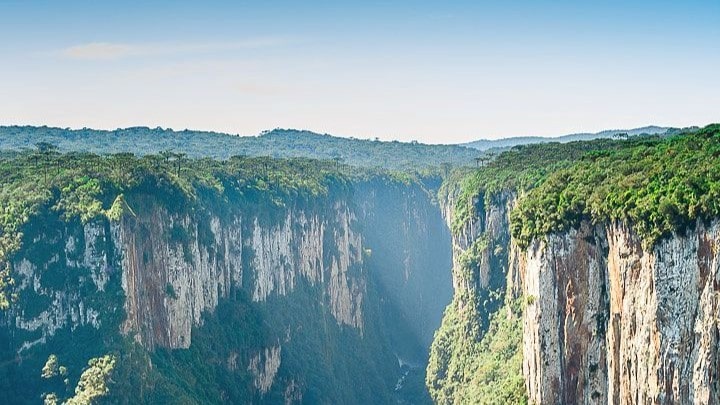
519, 219, 720, 404
426, 187, 526, 404
0, 153, 453, 404
429, 124, 720, 404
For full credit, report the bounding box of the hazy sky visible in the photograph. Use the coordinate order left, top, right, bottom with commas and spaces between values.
1, 1, 718, 143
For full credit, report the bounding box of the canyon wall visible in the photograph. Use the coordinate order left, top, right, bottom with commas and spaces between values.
118, 195, 365, 349
427, 190, 526, 404
6, 194, 366, 350
522, 220, 720, 405
431, 185, 720, 405
0, 178, 452, 404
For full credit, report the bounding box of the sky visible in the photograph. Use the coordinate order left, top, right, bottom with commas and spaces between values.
0, 1, 718, 144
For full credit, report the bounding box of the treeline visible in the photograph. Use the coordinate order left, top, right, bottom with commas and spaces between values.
0, 126, 480, 171
447, 123, 720, 248
512, 124, 720, 247
0, 147, 429, 309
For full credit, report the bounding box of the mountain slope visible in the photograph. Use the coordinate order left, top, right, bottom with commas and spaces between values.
0, 126, 479, 171
462, 125, 679, 151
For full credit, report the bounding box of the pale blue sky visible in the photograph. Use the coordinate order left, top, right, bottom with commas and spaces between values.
1, 1, 718, 143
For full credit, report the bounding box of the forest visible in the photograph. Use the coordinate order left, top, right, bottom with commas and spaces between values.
0, 126, 479, 171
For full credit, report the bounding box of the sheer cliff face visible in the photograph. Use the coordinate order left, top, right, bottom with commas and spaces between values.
118, 196, 364, 349
427, 191, 522, 403
7, 195, 366, 348
522, 220, 720, 405
3, 180, 452, 403
432, 185, 719, 405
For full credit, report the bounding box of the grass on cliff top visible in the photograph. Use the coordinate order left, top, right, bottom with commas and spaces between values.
511, 124, 720, 248
0, 149, 428, 309
448, 124, 720, 248
443, 137, 638, 235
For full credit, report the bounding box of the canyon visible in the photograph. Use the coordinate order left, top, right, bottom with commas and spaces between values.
0, 176, 452, 404
1, 125, 719, 404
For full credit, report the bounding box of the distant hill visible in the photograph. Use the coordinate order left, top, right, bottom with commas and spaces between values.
462, 126, 679, 151
0, 126, 479, 171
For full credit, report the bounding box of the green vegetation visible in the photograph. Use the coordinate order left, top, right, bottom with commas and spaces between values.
41, 354, 61, 379
427, 196, 523, 404
65, 355, 116, 405
0, 146, 434, 403
444, 137, 644, 235
0, 147, 360, 308
40, 354, 115, 405
427, 298, 526, 404
444, 125, 718, 248
511, 124, 720, 247
164, 283, 178, 300
0, 126, 480, 171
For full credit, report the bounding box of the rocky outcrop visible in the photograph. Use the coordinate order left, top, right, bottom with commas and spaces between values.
119, 197, 365, 348
521, 219, 720, 405
10, 220, 118, 353
426, 190, 522, 403
248, 345, 282, 394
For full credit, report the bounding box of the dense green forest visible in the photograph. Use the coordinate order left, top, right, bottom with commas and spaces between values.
442, 137, 640, 235
0, 126, 479, 171
444, 125, 718, 246
511, 124, 720, 247
427, 298, 525, 404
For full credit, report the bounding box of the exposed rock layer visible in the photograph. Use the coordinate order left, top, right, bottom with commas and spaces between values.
521, 220, 720, 405
118, 197, 365, 348
3, 180, 453, 403
433, 186, 720, 405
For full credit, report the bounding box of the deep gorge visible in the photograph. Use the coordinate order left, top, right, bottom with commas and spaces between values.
0, 172, 454, 404
2, 125, 720, 404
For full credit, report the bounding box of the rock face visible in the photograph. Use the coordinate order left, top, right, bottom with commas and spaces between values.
432, 184, 720, 405
248, 345, 282, 394
118, 196, 365, 349
448, 191, 517, 300
427, 190, 523, 403
8, 219, 121, 354
521, 220, 720, 405
7, 196, 367, 351
2, 179, 453, 403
